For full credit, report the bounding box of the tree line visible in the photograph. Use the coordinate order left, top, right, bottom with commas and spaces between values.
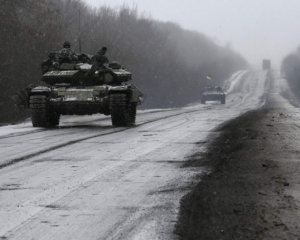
281, 47, 300, 97
0, 0, 248, 124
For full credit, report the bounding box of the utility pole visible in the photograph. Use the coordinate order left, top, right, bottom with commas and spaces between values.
79, 8, 82, 53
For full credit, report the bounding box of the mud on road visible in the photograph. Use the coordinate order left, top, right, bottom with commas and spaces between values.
175, 77, 300, 239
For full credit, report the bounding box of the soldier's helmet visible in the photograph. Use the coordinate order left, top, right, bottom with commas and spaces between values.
63, 41, 71, 48
97, 47, 107, 54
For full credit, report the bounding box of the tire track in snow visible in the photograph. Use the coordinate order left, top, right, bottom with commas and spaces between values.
0, 109, 202, 169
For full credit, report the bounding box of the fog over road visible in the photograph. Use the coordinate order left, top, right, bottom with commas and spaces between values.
0, 70, 268, 239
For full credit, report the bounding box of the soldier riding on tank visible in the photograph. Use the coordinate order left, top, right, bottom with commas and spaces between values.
58, 41, 78, 63
85, 47, 109, 79
41, 52, 58, 74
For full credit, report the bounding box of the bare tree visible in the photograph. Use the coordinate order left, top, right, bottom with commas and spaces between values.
0, 0, 248, 124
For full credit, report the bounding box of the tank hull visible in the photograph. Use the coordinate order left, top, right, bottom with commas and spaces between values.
28, 84, 144, 121
200, 86, 226, 104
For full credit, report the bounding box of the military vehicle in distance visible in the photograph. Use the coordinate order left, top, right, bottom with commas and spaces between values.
200, 85, 225, 104
262, 59, 271, 70
11, 53, 145, 127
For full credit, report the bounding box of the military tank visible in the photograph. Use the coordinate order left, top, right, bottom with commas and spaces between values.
200, 85, 225, 104
11, 52, 145, 127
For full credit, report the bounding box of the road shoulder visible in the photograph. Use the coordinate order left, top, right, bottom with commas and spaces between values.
175, 74, 300, 239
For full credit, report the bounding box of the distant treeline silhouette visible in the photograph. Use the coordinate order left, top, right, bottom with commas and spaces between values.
0, 0, 248, 124
281, 48, 300, 97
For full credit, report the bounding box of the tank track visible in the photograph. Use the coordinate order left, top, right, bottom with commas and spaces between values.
110, 93, 136, 126
29, 95, 60, 127
221, 95, 226, 104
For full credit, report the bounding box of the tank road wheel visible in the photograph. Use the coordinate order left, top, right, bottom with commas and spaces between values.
29, 95, 60, 127
110, 94, 135, 126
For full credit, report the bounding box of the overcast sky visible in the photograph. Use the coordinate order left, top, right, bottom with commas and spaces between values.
83, 0, 300, 69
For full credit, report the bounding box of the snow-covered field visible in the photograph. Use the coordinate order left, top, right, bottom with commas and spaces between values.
0, 70, 268, 240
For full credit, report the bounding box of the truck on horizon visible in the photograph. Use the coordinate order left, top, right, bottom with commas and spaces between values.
263, 59, 271, 70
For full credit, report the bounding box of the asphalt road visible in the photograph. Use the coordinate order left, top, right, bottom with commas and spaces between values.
175, 70, 300, 240
0, 70, 268, 240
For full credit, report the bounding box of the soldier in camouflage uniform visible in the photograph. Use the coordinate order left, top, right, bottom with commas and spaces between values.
58, 41, 78, 63
41, 52, 59, 74
93, 47, 109, 70
85, 47, 109, 79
